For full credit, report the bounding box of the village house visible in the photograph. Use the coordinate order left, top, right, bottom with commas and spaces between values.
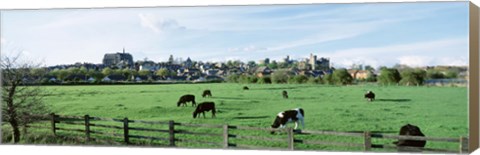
255, 66, 272, 77
348, 69, 371, 80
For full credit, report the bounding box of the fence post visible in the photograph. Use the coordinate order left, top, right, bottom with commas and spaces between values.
123, 117, 129, 145
50, 113, 56, 136
169, 120, 175, 147
84, 115, 91, 142
287, 127, 294, 150
223, 124, 229, 148
364, 131, 372, 151
460, 137, 468, 154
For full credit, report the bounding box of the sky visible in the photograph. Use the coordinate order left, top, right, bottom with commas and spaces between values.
0, 2, 469, 68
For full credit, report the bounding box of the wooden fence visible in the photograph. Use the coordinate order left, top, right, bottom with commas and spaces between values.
26, 113, 468, 153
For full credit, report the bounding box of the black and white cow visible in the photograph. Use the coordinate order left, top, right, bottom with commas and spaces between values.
364, 90, 375, 102
271, 108, 305, 134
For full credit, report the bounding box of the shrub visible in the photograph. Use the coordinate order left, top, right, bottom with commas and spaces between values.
307, 77, 322, 84
400, 69, 426, 86
290, 75, 309, 84
248, 75, 258, 83
271, 69, 293, 84
378, 68, 401, 85
226, 74, 239, 83
323, 74, 334, 85
332, 69, 353, 85
257, 76, 272, 84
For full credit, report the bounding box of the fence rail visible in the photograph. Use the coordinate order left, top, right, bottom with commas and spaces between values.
27, 113, 468, 153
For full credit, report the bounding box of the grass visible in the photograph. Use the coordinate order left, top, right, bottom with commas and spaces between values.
2, 83, 468, 152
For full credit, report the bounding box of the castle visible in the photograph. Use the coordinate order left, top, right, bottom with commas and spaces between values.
102, 48, 134, 69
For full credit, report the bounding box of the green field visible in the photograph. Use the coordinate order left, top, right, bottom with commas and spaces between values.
4, 83, 469, 151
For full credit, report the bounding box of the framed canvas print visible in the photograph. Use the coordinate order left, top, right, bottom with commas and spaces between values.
1, 0, 479, 154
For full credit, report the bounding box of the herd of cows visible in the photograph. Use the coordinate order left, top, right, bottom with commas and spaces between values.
174, 86, 426, 151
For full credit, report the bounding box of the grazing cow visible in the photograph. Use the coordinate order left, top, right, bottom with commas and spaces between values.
393, 124, 426, 152
282, 90, 288, 99
193, 102, 216, 118
364, 91, 375, 102
202, 89, 212, 98
243, 86, 249, 90
270, 108, 304, 134
177, 94, 196, 107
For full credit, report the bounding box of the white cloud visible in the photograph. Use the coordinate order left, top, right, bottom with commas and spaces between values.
328, 38, 467, 60
228, 45, 267, 52
397, 56, 468, 67
334, 57, 382, 69
262, 16, 407, 53
436, 57, 468, 66
397, 56, 433, 67
322, 38, 467, 68
138, 13, 186, 33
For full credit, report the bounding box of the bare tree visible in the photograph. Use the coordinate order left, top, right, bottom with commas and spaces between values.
1, 53, 50, 143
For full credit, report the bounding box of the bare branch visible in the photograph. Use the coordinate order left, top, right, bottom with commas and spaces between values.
1, 52, 51, 143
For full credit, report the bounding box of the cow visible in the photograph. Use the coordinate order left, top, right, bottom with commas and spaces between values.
202, 89, 212, 98
282, 90, 288, 99
392, 124, 427, 152
193, 102, 216, 118
177, 94, 196, 107
270, 108, 304, 134
364, 90, 375, 102
243, 86, 249, 90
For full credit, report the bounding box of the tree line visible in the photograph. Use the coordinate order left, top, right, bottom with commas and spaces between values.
227, 67, 462, 86
35, 67, 177, 83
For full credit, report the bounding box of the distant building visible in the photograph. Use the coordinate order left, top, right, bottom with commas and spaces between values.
317, 57, 330, 70
255, 66, 272, 77
103, 48, 134, 69
158, 62, 182, 72
168, 55, 174, 64
282, 55, 292, 64
183, 57, 193, 68
307, 53, 330, 71
137, 60, 157, 71
348, 69, 371, 80
309, 53, 317, 70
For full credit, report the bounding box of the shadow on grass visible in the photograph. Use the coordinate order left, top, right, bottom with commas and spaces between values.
294, 130, 397, 134
292, 97, 322, 100
215, 97, 248, 100
376, 99, 411, 102
219, 108, 244, 111
253, 86, 305, 91
215, 97, 266, 102
233, 116, 270, 120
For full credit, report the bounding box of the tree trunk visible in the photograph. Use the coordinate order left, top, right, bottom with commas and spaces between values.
9, 118, 21, 143
6, 83, 21, 143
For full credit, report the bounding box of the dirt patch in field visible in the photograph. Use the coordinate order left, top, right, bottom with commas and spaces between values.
376, 99, 411, 102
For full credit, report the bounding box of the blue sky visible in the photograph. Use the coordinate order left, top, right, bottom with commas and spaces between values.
0, 2, 469, 68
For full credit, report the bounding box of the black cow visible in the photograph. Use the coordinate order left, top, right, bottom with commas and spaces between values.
282, 90, 288, 99
177, 94, 196, 107
243, 86, 249, 90
202, 89, 212, 98
193, 102, 216, 118
393, 124, 426, 152
364, 91, 375, 102
271, 108, 304, 134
